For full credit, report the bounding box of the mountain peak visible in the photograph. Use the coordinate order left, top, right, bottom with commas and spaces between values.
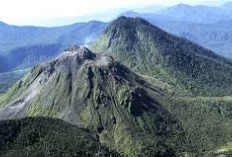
112, 16, 152, 27
175, 3, 191, 8
0, 46, 180, 156
162, 3, 191, 11
100, 17, 158, 48
58, 46, 95, 60
118, 11, 140, 18
92, 17, 232, 96
92, 17, 167, 53
54, 46, 114, 68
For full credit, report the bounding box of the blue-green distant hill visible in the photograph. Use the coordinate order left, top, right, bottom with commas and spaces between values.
0, 21, 106, 72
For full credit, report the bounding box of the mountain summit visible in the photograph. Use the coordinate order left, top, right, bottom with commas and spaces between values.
92, 17, 232, 96
0, 47, 181, 156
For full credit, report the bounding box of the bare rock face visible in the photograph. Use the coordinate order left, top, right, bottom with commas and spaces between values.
0, 47, 180, 156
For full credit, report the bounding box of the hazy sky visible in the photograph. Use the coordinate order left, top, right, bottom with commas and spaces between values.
0, 0, 228, 26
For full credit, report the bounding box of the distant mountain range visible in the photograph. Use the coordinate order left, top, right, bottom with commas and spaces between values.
120, 2, 232, 24
154, 20, 232, 59
0, 21, 106, 72
157, 3, 232, 23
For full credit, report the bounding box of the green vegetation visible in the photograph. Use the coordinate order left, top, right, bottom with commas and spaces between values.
1, 17, 232, 157
90, 17, 232, 156
121, 6, 232, 59
166, 96, 232, 156
0, 48, 182, 156
0, 117, 120, 157
91, 17, 232, 96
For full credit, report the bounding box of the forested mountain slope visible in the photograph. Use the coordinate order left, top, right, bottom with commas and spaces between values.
92, 17, 232, 96
0, 117, 120, 157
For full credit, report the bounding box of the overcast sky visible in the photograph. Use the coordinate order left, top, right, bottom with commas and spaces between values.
0, 0, 228, 26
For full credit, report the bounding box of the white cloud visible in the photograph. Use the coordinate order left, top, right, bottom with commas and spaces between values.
0, 0, 227, 25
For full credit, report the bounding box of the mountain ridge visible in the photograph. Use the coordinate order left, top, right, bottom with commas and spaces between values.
92, 17, 232, 96
157, 3, 232, 23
